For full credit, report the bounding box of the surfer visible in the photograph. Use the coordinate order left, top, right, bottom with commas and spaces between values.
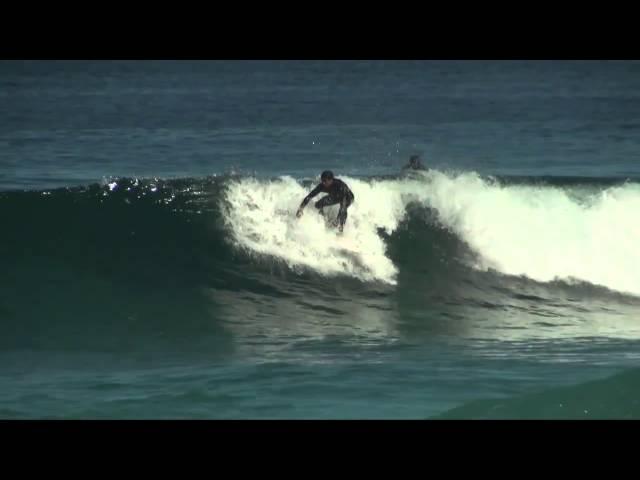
403, 155, 425, 171
296, 170, 354, 233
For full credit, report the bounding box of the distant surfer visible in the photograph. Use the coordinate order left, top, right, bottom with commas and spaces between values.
296, 170, 354, 233
403, 155, 425, 171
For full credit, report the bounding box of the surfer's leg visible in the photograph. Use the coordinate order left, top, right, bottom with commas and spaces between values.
315, 196, 339, 217
337, 197, 353, 231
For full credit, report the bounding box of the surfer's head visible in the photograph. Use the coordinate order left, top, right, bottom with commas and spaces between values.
321, 170, 334, 187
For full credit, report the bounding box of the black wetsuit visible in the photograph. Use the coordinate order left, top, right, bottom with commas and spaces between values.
300, 178, 355, 228
403, 158, 425, 171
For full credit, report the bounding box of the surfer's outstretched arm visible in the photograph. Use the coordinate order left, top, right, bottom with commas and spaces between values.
296, 184, 322, 217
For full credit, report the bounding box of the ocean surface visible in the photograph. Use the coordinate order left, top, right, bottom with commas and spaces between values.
1, 60, 640, 419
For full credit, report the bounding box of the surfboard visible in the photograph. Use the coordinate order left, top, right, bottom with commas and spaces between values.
331, 235, 360, 257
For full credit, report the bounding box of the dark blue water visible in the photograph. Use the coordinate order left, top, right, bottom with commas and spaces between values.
1, 60, 640, 418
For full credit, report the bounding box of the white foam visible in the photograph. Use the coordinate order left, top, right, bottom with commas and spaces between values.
221, 172, 640, 295
422, 170, 640, 296
221, 176, 416, 284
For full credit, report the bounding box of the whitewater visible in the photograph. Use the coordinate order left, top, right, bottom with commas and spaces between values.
222, 170, 640, 296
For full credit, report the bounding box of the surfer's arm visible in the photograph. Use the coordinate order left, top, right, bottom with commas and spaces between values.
335, 197, 348, 224
296, 184, 323, 218
299, 184, 323, 210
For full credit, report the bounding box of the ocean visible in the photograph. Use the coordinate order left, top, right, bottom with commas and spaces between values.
1, 60, 640, 419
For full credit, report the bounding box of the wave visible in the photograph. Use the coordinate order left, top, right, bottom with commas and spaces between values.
222, 170, 640, 295
2, 170, 640, 296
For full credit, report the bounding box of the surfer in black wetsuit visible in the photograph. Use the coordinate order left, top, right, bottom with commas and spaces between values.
403, 155, 425, 171
296, 170, 354, 233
